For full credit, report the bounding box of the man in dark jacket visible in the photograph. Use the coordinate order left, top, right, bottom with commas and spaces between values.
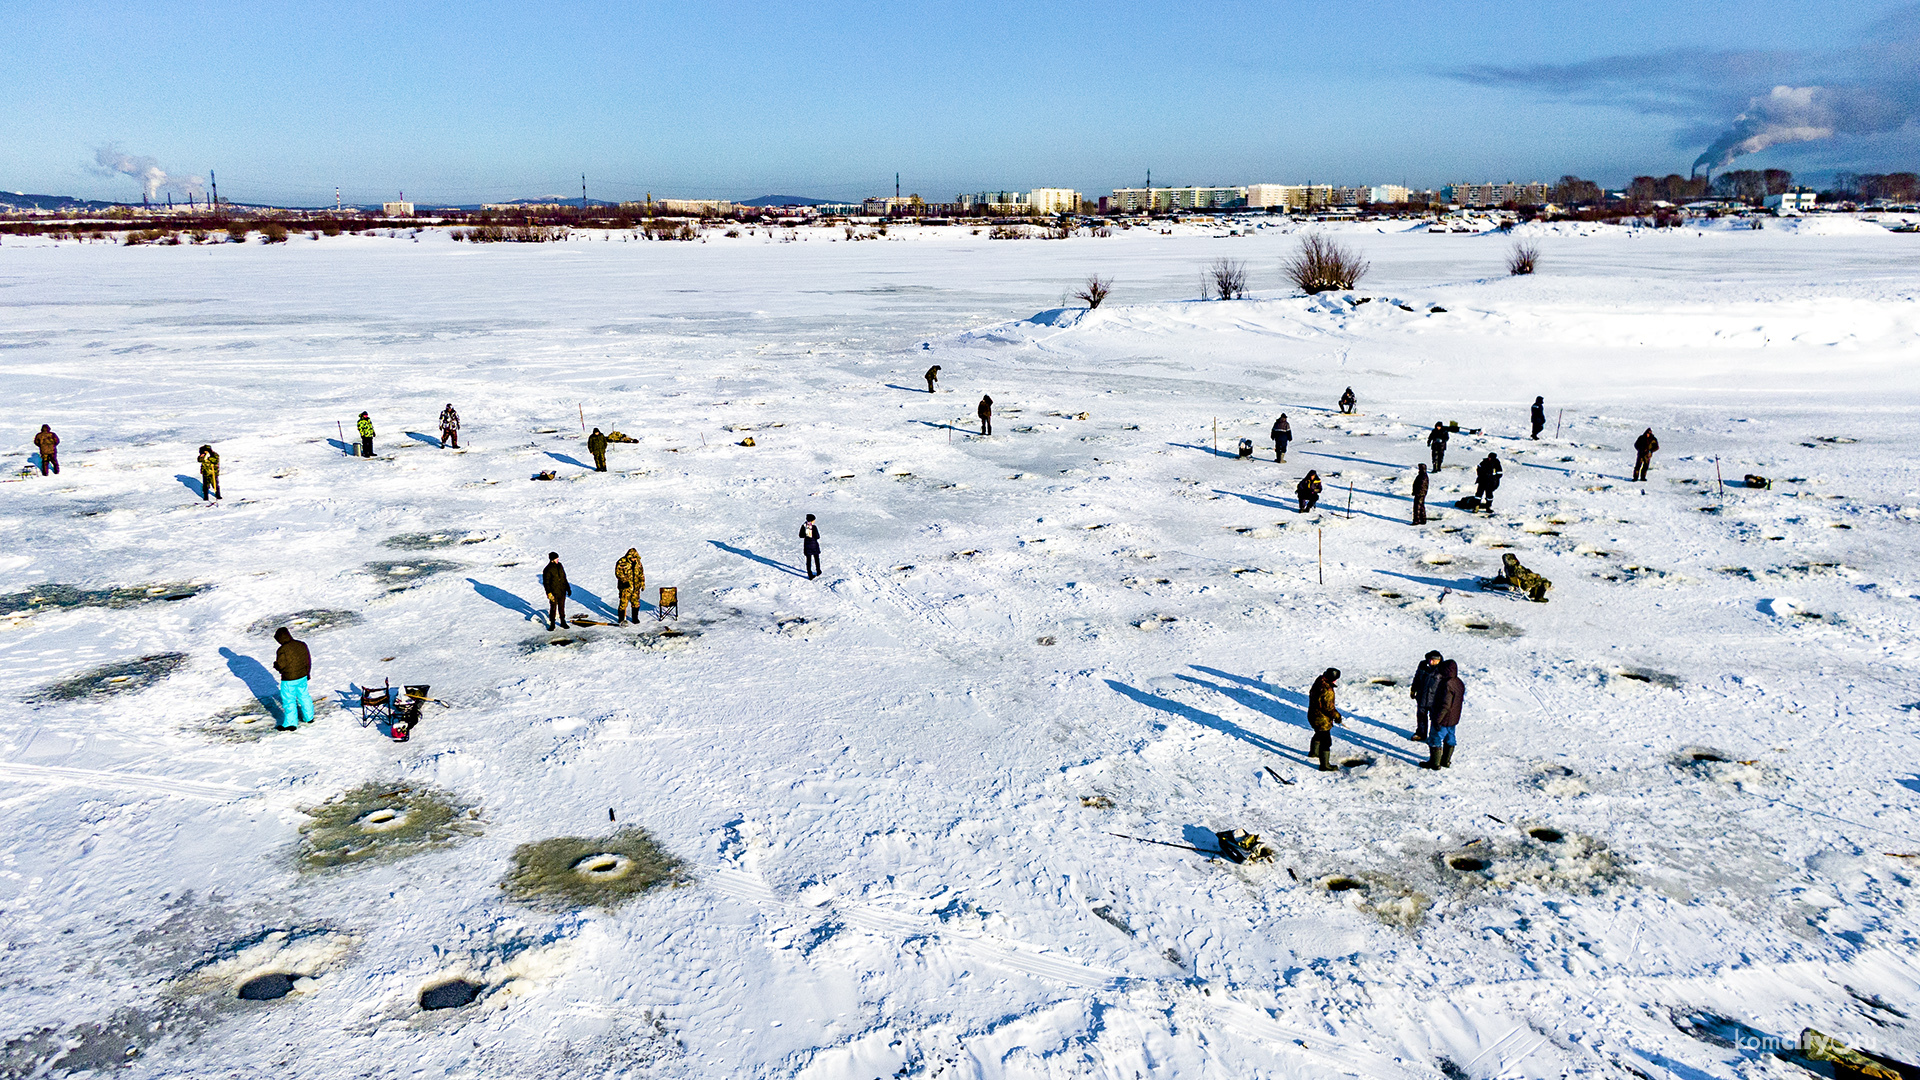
1411, 463, 1429, 525
1427, 422, 1448, 472
587, 428, 610, 472
32, 425, 58, 475
1307, 668, 1342, 771
543, 552, 570, 629
1530, 396, 1546, 440
1270, 414, 1291, 462
1408, 650, 1443, 741
439, 404, 460, 449
800, 514, 822, 579
272, 627, 314, 730
1632, 428, 1659, 482
1338, 387, 1356, 414
924, 365, 940, 393
1425, 660, 1464, 769
977, 395, 993, 436
1474, 453, 1503, 512
1296, 470, 1322, 513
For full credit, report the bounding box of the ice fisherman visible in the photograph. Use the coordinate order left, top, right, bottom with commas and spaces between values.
1408, 650, 1444, 742
588, 427, 609, 472
1427, 422, 1449, 472
1338, 387, 1356, 414
614, 548, 645, 624
800, 514, 822, 580
356, 412, 375, 457
1424, 660, 1465, 770
543, 552, 571, 630
1270, 414, 1291, 462
1307, 668, 1343, 772
976, 395, 993, 436
197, 445, 222, 501
924, 365, 940, 393
1411, 462, 1429, 525
1236, 437, 1253, 460
1296, 470, 1322, 513
1491, 552, 1552, 602
272, 627, 314, 730
1530, 396, 1546, 440
1633, 428, 1659, 482
1474, 453, 1503, 512
32, 424, 58, 475
439, 404, 460, 449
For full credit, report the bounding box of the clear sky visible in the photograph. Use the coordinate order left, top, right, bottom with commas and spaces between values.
4, 0, 1915, 206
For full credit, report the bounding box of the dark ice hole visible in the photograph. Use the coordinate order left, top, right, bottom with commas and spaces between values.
1448, 856, 1489, 872
1324, 876, 1367, 892
1528, 828, 1564, 843
237, 972, 294, 1000
420, 979, 484, 1011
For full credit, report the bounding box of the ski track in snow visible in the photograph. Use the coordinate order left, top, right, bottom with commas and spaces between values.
1, 219, 1919, 1078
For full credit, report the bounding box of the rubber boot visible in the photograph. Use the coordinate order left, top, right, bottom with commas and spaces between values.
1424, 746, 1442, 770
1440, 744, 1455, 769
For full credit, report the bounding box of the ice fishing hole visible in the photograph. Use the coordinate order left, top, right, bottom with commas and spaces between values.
1339, 756, 1375, 768
1690, 751, 1728, 763
1462, 622, 1491, 631
573, 853, 633, 881
1528, 828, 1565, 843
358, 808, 408, 832
1448, 855, 1489, 872
1323, 876, 1368, 892
419, 979, 484, 1011
237, 972, 295, 1001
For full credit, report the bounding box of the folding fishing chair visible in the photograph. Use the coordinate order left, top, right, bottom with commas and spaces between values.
359, 679, 399, 728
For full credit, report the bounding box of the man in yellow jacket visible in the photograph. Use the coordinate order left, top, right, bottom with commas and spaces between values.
614, 548, 645, 624
356, 412, 375, 457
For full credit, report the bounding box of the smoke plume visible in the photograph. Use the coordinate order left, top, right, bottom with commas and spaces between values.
1693, 85, 1905, 174
92, 146, 205, 201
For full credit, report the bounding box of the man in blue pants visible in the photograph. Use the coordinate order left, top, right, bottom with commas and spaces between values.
273, 627, 314, 730
1425, 660, 1464, 769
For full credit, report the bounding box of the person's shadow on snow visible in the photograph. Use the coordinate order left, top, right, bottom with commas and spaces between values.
564, 584, 618, 620
1103, 678, 1303, 763
709, 540, 809, 578
218, 647, 283, 720
1184, 666, 1422, 762
468, 578, 541, 622
544, 451, 591, 469
405, 431, 441, 447
174, 474, 206, 497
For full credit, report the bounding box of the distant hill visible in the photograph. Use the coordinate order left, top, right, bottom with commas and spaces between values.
1, 192, 129, 212
739, 195, 834, 207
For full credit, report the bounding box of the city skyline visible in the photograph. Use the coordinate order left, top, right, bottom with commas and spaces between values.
5, 0, 1916, 207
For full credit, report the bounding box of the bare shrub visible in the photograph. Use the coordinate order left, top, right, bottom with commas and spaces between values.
1074, 275, 1112, 309
988, 224, 1029, 240
226, 223, 251, 243
260, 223, 288, 244
1284, 235, 1368, 293
1506, 242, 1538, 275
1208, 258, 1249, 300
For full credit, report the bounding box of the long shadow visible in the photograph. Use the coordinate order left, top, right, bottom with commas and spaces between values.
174, 474, 205, 496
1373, 568, 1480, 591
218, 647, 283, 718
1168, 442, 1237, 460
468, 578, 541, 622
326, 438, 355, 455
709, 539, 809, 578
885, 384, 936, 394
914, 419, 972, 434
1183, 666, 1423, 758
1300, 449, 1409, 470
567, 583, 619, 619
406, 431, 443, 447
1104, 678, 1307, 763
545, 451, 591, 469
1214, 489, 1292, 511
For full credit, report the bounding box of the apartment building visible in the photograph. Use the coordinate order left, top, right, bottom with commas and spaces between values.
1109, 186, 1247, 211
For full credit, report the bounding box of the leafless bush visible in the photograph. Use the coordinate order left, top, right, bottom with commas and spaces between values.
1075, 275, 1112, 309
988, 224, 1029, 240
1091, 225, 1113, 238
225, 223, 251, 243
1207, 258, 1248, 300
1505, 242, 1538, 275
1283, 235, 1368, 293
260, 223, 288, 244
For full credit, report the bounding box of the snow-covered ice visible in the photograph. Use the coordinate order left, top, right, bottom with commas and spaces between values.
2, 221, 1919, 1078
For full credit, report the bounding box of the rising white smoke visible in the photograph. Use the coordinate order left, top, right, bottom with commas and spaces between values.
92, 147, 206, 201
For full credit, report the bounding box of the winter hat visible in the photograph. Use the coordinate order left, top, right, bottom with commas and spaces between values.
548, 551, 560, 560
805, 513, 816, 522
1323, 667, 1341, 681
274, 627, 291, 642
1425, 650, 1442, 661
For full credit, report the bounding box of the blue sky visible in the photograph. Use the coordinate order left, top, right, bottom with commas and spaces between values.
5, 0, 1915, 205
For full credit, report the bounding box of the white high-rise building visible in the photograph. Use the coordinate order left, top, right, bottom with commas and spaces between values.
1027, 188, 1081, 214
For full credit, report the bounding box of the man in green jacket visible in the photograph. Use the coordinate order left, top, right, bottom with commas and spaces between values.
587, 428, 609, 472
356, 412, 375, 457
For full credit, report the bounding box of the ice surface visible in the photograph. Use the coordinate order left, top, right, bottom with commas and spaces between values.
2, 220, 1919, 1077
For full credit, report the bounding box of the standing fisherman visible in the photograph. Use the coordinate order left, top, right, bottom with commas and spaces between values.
439, 404, 461, 449
543, 552, 571, 630
272, 627, 314, 730
32, 425, 59, 475
197, 445, 222, 501
1408, 650, 1443, 742
614, 548, 645, 625
356, 412, 375, 457
1338, 387, 1357, 414
1474, 453, 1503, 512
1427, 422, 1449, 472
1632, 428, 1659, 482
924, 365, 940, 393
1307, 668, 1342, 771
1424, 660, 1464, 769
587, 427, 610, 472
1270, 414, 1292, 462
976, 395, 993, 436
800, 514, 822, 580
1530, 396, 1546, 440
1411, 462, 1429, 525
